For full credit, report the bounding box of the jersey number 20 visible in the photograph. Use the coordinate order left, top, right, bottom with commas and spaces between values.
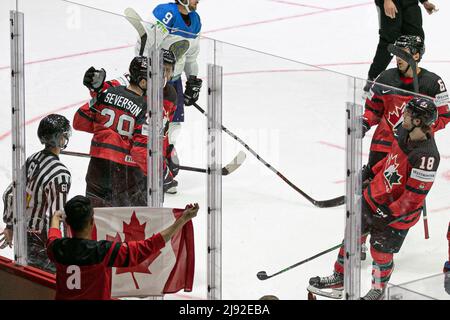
101, 108, 135, 138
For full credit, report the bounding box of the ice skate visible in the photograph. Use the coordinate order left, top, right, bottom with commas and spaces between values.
307, 271, 344, 299
360, 288, 385, 300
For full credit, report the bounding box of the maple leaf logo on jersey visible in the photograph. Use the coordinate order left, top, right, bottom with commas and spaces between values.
387, 102, 407, 129
383, 154, 403, 192
106, 212, 161, 289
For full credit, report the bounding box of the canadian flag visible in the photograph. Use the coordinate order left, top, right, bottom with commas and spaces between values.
93, 207, 195, 297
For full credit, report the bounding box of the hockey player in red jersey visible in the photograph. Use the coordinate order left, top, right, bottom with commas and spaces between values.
308, 97, 440, 300
74, 56, 149, 207
46, 195, 198, 300
73, 52, 179, 207
363, 35, 449, 168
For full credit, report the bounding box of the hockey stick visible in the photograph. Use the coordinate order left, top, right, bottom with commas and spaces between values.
192, 102, 345, 208
122, 8, 344, 208
387, 44, 419, 92
60, 150, 246, 176
124, 8, 147, 56
256, 207, 423, 280
387, 44, 430, 239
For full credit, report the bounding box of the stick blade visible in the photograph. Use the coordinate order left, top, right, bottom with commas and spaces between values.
124, 7, 146, 37
257, 271, 269, 281
222, 151, 246, 175
315, 195, 345, 208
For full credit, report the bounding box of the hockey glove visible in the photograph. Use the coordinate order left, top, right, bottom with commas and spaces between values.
361, 164, 374, 189
83, 67, 106, 92
184, 75, 202, 106
444, 261, 450, 273
372, 204, 394, 230
362, 119, 370, 138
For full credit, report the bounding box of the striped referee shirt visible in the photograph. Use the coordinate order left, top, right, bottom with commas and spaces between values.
2, 149, 71, 232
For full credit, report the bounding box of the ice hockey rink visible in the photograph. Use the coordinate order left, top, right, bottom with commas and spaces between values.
0, 0, 449, 300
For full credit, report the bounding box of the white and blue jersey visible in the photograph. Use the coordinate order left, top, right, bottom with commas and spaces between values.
136, 3, 202, 81
135, 2, 202, 122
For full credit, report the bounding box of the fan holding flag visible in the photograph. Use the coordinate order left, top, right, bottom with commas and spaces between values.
46, 195, 198, 300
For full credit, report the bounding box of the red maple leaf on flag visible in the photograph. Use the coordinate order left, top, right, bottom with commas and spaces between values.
106, 211, 161, 289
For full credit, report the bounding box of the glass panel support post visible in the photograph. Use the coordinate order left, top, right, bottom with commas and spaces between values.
344, 97, 364, 300
146, 35, 164, 208
10, 10, 27, 266
207, 63, 223, 300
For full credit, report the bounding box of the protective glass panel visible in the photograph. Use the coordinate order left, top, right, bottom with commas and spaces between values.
0, 1, 15, 262
387, 273, 450, 300
218, 41, 350, 299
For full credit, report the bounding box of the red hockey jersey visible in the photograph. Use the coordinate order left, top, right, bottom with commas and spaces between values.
73, 82, 148, 169
363, 126, 440, 230
74, 78, 177, 176
46, 227, 165, 300
364, 68, 450, 153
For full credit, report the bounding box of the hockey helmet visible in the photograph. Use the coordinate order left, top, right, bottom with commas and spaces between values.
405, 96, 437, 127
394, 35, 425, 60
37, 114, 71, 149
129, 56, 149, 84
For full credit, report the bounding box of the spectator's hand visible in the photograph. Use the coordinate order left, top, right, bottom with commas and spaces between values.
422, 1, 437, 15
384, 0, 398, 19
184, 76, 202, 106
183, 203, 199, 221
0, 227, 13, 249
50, 211, 64, 229
83, 67, 106, 91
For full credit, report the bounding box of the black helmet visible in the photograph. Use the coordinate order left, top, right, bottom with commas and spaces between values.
162, 49, 176, 67
394, 35, 425, 60
129, 56, 149, 84
37, 114, 71, 149
405, 97, 437, 127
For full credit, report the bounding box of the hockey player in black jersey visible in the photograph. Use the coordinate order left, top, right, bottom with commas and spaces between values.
1, 114, 72, 273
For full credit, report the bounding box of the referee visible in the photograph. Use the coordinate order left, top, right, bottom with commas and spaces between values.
364, 0, 437, 92
1, 114, 72, 273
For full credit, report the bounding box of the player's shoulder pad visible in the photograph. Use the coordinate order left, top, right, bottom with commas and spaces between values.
419, 68, 441, 81
153, 3, 177, 26
189, 11, 202, 33
376, 68, 398, 85
408, 140, 440, 170
370, 69, 397, 95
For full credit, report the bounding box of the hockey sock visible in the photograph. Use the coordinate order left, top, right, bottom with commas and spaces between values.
333, 235, 368, 274
334, 247, 345, 274
371, 247, 394, 289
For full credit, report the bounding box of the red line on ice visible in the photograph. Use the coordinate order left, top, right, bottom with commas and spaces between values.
203, 2, 373, 34
267, 0, 329, 10
0, 100, 86, 142
429, 206, 450, 213
442, 170, 450, 181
